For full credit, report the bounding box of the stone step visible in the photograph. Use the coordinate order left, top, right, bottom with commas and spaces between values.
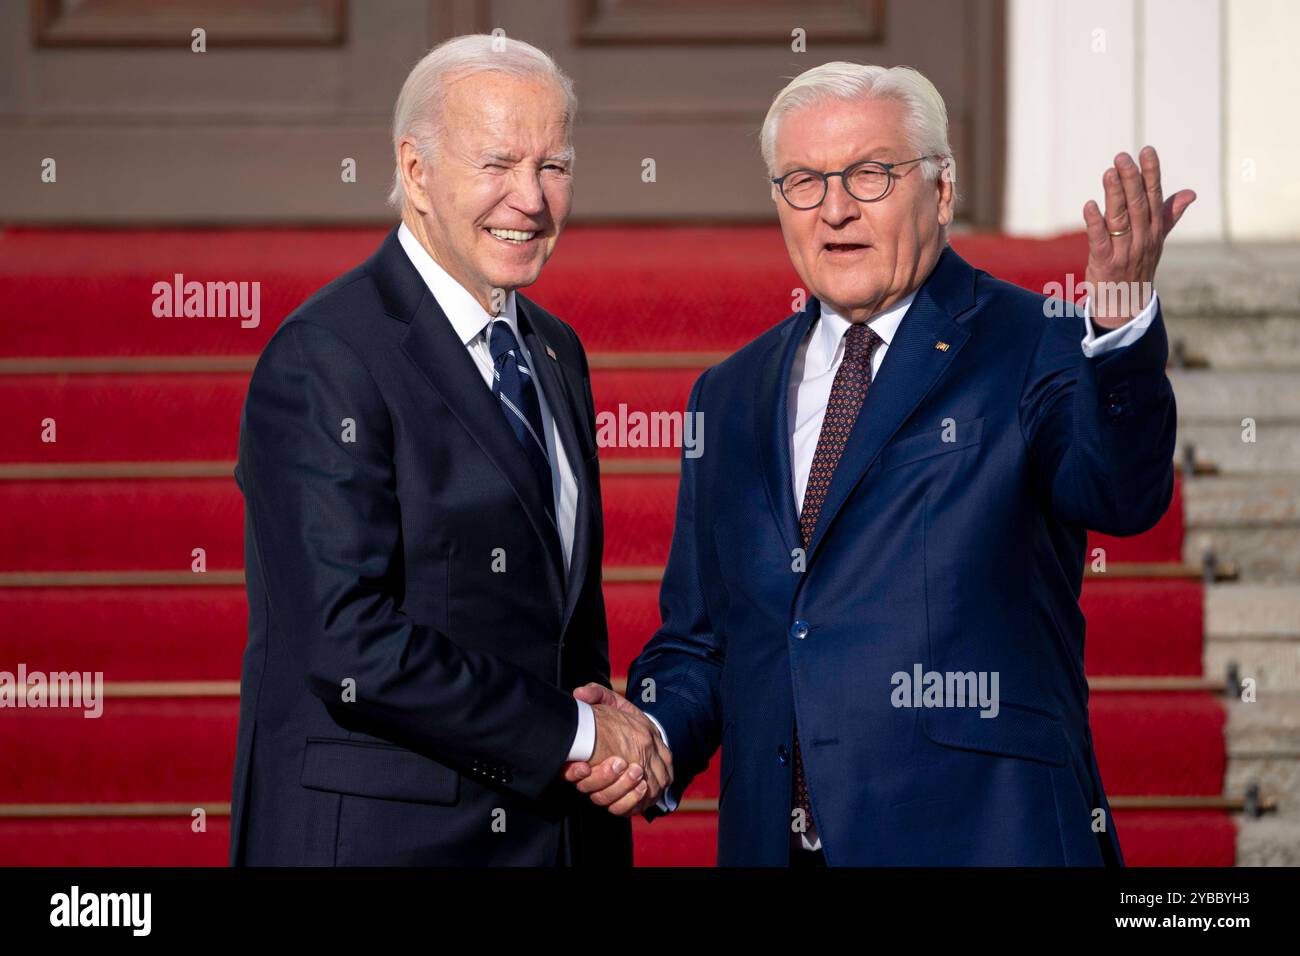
1207, 638, 1300, 694
1166, 315, 1300, 369
1226, 695, 1300, 830
1206, 586, 1300, 693
1226, 693, 1300, 755
1158, 241, 1300, 316
1235, 816, 1300, 865
1177, 425, 1300, 474
1224, 678, 1300, 864
1207, 585, 1300, 639
1169, 369, 1300, 422
1183, 476, 1300, 527
1184, 529, 1300, 583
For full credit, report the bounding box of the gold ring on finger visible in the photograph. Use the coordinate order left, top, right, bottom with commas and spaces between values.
1108, 226, 1132, 237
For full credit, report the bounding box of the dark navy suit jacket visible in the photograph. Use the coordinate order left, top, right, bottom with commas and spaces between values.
230, 227, 631, 866
628, 245, 1176, 866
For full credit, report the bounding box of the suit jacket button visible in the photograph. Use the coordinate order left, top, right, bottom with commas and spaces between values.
777, 745, 790, 765
790, 620, 809, 640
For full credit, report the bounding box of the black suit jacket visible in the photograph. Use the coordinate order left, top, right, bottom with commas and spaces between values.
229, 226, 631, 866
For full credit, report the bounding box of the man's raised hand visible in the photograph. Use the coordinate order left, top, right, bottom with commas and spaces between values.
1082, 145, 1196, 328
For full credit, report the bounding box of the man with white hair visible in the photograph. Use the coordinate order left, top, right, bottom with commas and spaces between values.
229, 34, 665, 866
568, 62, 1193, 866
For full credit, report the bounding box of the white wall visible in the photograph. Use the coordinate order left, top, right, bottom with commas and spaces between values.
1225, 0, 1300, 240
1004, 0, 1282, 241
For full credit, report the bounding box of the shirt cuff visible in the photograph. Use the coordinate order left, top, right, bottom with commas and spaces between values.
566, 699, 595, 762
643, 713, 679, 813
1080, 290, 1159, 357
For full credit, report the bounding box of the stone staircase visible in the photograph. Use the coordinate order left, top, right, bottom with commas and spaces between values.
1159, 242, 1300, 864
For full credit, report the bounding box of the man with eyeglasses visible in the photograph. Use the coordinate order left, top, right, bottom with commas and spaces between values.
565, 62, 1194, 866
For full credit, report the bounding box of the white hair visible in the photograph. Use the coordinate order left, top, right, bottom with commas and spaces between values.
760, 62, 955, 196
387, 34, 577, 209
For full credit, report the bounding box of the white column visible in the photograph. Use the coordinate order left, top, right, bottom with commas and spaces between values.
1225, 0, 1300, 240
1004, 0, 1226, 241
1142, 0, 1224, 240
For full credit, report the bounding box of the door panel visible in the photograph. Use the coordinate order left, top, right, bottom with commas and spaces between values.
0, 0, 1003, 225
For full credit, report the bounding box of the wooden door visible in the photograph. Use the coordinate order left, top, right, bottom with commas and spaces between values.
0, 0, 1003, 225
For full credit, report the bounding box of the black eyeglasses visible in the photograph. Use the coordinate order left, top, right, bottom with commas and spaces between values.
772, 155, 941, 209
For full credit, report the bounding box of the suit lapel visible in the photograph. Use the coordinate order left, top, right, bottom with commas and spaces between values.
519, 299, 594, 637
378, 230, 566, 609
755, 304, 817, 560
803, 244, 979, 561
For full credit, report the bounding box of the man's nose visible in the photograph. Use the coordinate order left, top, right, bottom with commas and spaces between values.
508, 170, 547, 216
819, 175, 860, 226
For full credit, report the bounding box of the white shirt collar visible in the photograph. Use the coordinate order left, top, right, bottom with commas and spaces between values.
397, 220, 520, 345
806, 290, 918, 377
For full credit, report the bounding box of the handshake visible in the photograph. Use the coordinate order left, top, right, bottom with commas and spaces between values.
562, 683, 673, 817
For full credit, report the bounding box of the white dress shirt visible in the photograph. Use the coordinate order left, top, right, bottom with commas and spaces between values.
397, 222, 594, 762
652, 279, 1161, 853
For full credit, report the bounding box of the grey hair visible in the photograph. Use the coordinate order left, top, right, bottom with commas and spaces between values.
387, 34, 577, 209
760, 62, 955, 193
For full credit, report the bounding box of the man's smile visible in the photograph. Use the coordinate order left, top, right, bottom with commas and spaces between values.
485, 227, 540, 245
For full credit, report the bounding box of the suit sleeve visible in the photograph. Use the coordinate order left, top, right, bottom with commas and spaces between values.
1019, 297, 1177, 537
238, 320, 578, 800
626, 370, 725, 816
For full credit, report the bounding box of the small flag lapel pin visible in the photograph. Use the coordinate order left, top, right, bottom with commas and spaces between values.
935, 341, 950, 352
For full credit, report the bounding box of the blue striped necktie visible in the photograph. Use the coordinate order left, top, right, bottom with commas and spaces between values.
488, 319, 557, 530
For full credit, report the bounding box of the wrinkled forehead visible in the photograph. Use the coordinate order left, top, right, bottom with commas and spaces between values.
774, 95, 911, 171
440, 71, 573, 151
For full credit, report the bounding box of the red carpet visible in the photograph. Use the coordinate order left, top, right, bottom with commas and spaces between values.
2, 587, 246, 681
0, 819, 232, 867
2, 576, 1205, 685
2, 574, 1206, 687
0, 226, 1233, 866
0, 472, 1184, 571
0, 694, 1220, 806
0, 227, 1091, 356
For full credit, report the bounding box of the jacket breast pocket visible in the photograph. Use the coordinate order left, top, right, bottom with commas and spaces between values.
920, 699, 1067, 766
881, 416, 984, 471
301, 737, 461, 805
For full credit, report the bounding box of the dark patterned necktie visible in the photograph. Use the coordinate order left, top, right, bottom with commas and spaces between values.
792, 320, 886, 826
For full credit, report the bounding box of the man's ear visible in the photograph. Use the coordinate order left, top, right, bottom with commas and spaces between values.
935, 158, 956, 227
398, 138, 432, 214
